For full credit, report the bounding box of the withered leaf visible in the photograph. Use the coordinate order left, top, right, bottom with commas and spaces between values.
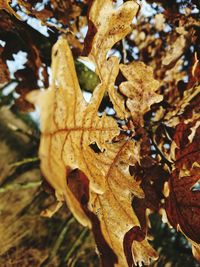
162, 34, 187, 66
163, 85, 200, 128
28, 34, 158, 267
84, 0, 139, 120
89, 140, 157, 266
84, 0, 138, 63
119, 62, 163, 125
166, 120, 200, 261
27, 0, 161, 265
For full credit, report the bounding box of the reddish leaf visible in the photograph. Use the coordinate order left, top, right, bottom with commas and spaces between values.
166, 121, 200, 245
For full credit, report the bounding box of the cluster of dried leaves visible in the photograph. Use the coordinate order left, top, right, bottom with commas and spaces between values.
1, 0, 200, 266
0, 0, 91, 110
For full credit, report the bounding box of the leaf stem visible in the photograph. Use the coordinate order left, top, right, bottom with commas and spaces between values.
151, 134, 172, 170
122, 38, 127, 64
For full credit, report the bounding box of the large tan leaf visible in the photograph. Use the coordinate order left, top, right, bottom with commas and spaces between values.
28, 1, 159, 266
29, 35, 157, 267
27, 37, 120, 228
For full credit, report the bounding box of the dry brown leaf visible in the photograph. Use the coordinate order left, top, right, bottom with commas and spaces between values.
28, 34, 158, 267
166, 120, 200, 261
83, 0, 139, 120
27, 1, 161, 266
89, 140, 156, 267
119, 62, 162, 125
163, 85, 200, 128
85, 0, 138, 66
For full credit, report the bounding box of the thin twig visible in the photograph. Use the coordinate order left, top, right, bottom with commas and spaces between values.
150, 133, 173, 170
122, 39, 127, 64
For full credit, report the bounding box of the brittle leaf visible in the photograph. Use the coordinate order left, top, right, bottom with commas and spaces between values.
83, 0, 139, 119
90, 140, 145, 266
119, 62, 162, 125
166, 120, 200, 257
28, 1, 159, 266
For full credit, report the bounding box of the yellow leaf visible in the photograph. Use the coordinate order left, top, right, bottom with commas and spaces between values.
84, 0, 139, 119
119, 62, 163, 125
162, 34, 186, 66
28, 36, 152, 266
28, 1, 159, 265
